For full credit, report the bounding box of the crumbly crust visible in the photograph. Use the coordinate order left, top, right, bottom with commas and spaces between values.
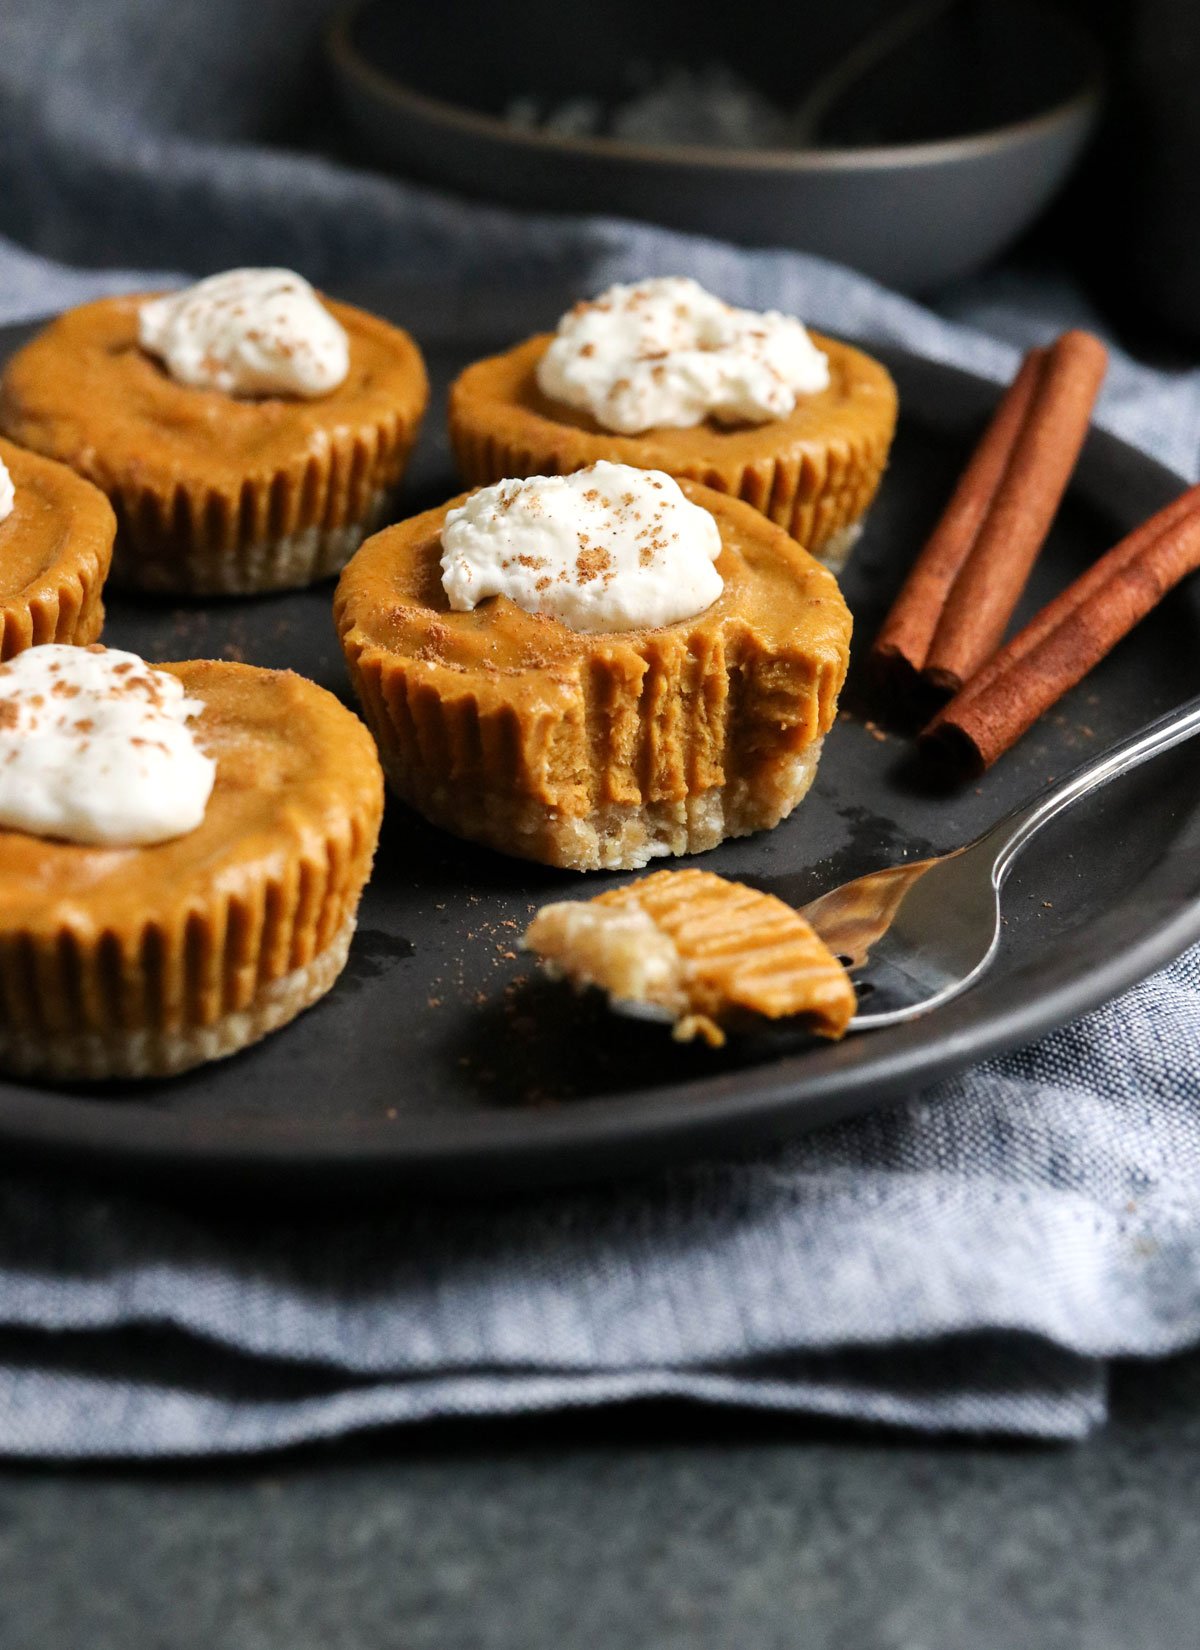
111, 485, 398, 596
381, 741, 822, 872
816, 519, 864, 576
0, 909, 356, 1080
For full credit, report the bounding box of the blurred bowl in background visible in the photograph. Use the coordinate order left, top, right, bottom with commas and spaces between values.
328, 0, 1102, 294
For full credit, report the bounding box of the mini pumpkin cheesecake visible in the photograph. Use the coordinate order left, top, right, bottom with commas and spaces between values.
0, 645, 383, 1080
335, 461, 851, 872
525, 868, 857, 1045
0, 436, 114, 658
0, 269, 428, 596
448, 277, 897, 572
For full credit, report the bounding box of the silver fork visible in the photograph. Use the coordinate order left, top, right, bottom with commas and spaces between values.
802, 693, 1200, 1029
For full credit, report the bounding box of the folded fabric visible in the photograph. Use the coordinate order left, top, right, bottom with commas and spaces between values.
0, 0, 1198, 1455
0, 932, 1196, 1454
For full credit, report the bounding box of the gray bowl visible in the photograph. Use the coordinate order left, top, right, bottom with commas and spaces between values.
328, 0, 1102, 294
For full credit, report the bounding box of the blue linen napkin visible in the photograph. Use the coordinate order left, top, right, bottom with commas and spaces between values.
0, 0, 1199, 1455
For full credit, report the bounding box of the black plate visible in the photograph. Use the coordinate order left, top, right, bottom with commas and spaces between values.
1, 326, 1198, 1195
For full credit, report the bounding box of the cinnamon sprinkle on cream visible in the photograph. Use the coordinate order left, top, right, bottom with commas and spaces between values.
439, 461, 723, 633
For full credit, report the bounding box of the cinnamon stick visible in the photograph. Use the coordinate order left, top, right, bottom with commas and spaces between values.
921, 490, 1200, 775
931, 483, 1200, 723
870, 347, 1047, 718
922, 329, 1109, 696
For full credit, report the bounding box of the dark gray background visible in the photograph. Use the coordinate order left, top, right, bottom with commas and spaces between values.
4, 1351, 1199, 1648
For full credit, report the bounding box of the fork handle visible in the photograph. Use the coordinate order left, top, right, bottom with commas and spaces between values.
981, 692, 1200, 886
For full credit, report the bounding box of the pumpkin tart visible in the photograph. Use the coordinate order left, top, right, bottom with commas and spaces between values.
525, 868, 857, 1045
0, 436, 114, 659
334, 480, 851, 872
0, 295, 428, 596
0, 660, 383, 1080
448, 332, 897, 571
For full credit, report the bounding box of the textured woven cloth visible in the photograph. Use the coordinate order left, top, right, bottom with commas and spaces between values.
1, 0, 1199, 1456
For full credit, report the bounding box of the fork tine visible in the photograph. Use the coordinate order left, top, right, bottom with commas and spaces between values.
801, 858, 941, 967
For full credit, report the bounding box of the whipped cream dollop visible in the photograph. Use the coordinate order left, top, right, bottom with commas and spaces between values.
440, 461, 723, 633
138, 268, 350, 399
0, 455, 12, 524
0, 645, 216, 846
536, 276, 830, 434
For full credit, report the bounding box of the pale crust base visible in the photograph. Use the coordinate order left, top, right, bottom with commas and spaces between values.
382, 740, 824, 872
0, 911, 356, 1082
112, 488, 397, 597
816, 519, 864, 576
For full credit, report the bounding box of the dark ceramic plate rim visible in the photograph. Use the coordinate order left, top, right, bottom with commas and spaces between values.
1, 881, 1197, 1184
327, 0, 1104, 175
0, 342, 1197, 1188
